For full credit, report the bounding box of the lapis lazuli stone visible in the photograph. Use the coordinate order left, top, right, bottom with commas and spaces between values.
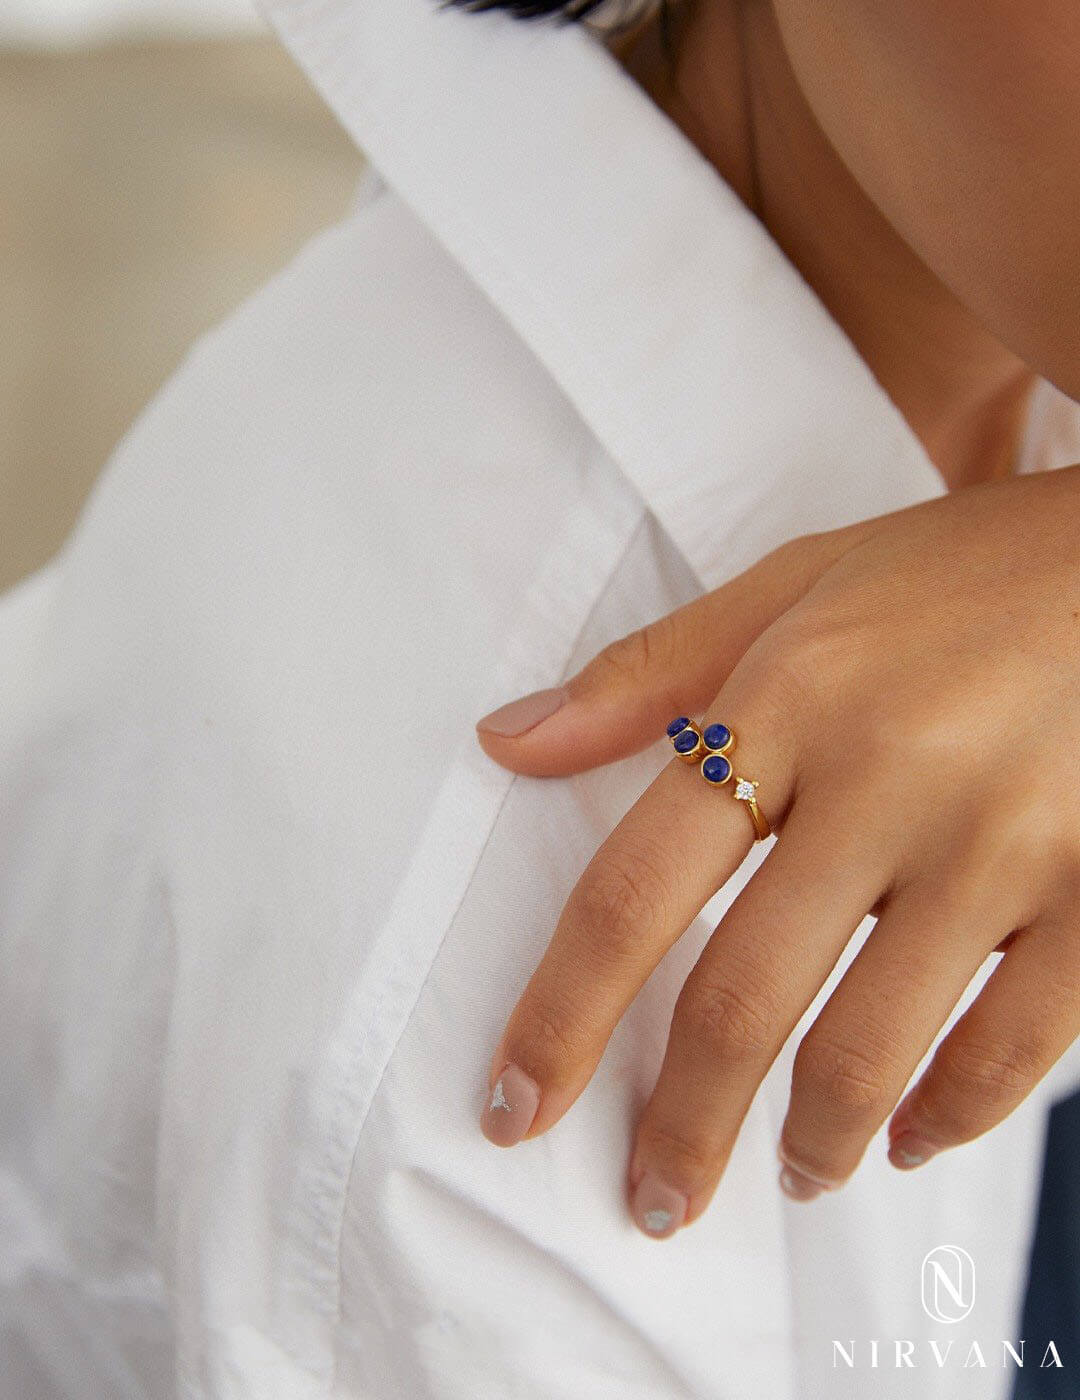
702, 754, 732, 784
673, 728, 699, 754
702, 723, 731, 751
666, 716, 691, 738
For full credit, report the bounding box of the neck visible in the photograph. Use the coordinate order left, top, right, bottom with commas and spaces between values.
611, 0, 1038, 491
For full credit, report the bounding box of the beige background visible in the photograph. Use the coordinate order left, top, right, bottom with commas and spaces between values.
0, 36, 363, 591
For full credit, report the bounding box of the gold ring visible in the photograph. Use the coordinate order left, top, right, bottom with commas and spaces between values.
666, 717, 772, 842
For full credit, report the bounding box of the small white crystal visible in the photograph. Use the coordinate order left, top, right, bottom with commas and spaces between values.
734, 780, 756, 801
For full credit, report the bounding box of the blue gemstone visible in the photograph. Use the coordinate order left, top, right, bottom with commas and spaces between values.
702, 754, 732, 784
673, 728, 699, 754
702, 723, 731, 751
666, 715, 691, 738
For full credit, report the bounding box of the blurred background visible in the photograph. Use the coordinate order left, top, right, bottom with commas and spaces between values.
0, 0, 363, 590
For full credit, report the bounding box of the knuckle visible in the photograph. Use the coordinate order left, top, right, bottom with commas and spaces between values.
572, 844, 669, 955
518, 997, 586, 1079
793, 1034, 890, 1120
1001, 808, 1080, 914
856, 705, 925, 779
931, 1035, 1040, 1111
736, 612, 838, 729
592, 624, 662, 686
739, 636, 809, 711
636, 1119, 717, 1187
1059, 819, 1080, 884
964, 796, 1048, 876
756, 530, 832, 584
1004, 801, 1058, 867
677, 977, 775, 1065
904, 852, 1005, 933
770, 606, 842, 671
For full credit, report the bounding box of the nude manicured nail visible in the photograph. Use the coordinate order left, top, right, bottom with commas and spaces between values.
481, 1063, 540, 1146
888, 1132, 937, 1170
476, 685, 569, 737
631, 1173, 688, 1239
779, 1165, 824, 1202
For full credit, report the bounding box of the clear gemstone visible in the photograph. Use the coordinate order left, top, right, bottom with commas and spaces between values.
734, 780, 756, 801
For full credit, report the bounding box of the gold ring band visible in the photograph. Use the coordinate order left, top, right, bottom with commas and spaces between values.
731, 775, 771, 841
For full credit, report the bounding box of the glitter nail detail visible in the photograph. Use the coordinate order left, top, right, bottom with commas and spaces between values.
631, 1172, 688, 1237
480, 1062, 541, 1147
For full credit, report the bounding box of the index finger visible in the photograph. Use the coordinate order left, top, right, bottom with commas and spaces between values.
479, 694, 799, 1148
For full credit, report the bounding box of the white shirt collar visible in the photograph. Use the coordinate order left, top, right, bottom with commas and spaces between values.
257, 0, 1074, 588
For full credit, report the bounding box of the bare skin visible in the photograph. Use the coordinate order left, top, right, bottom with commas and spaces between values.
474, 0, 1080, 1238
611, 0, 1055, 493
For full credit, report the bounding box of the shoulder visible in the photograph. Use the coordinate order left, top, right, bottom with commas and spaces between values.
6, 173, 598, 723
0, 164, 646, 1377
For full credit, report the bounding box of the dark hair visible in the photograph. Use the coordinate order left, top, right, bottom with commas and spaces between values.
446, 0, 608, 18
446, 0, 671, 39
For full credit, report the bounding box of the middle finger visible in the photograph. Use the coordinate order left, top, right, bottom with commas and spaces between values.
627, 787, 891, 1236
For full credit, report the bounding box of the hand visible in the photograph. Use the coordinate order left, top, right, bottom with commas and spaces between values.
474, 464, 1080, 1238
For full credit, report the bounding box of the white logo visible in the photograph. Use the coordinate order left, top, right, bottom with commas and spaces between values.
921, 1245, 975, 1324
831, 1244, 1063, 1369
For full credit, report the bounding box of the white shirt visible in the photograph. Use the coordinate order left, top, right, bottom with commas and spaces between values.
2, 2, 1079, 1397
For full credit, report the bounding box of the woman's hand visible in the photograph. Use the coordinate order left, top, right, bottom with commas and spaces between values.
474, 464, 1080, 1238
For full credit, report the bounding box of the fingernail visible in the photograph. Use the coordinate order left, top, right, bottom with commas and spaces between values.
778, 1165, 824, 1202
888, 1132, 937, 1170
631, 1172, 688, 1239
476, 685, 569, 738
480, 1063, 540, 1147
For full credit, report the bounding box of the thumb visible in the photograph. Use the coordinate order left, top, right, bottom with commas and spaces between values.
474, 525, 860, 778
